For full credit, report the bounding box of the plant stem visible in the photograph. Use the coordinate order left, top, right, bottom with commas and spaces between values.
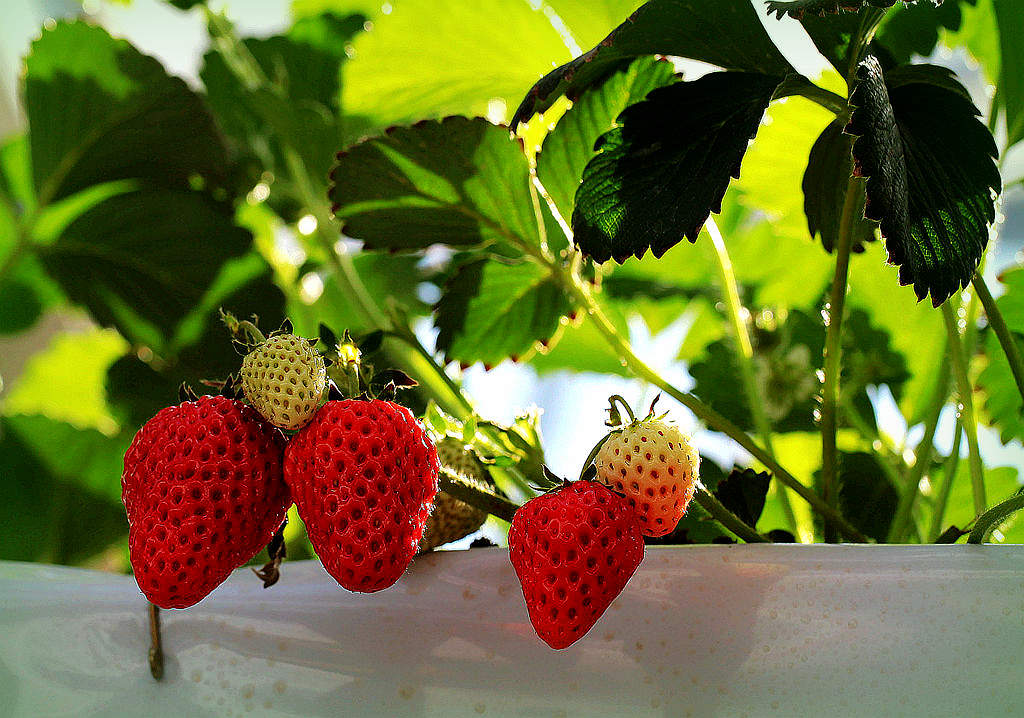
972, 274, 1024, 404
438, 465, 520, 523
820, 176, 859, 542
147, 603, 164, 681
887, 356, 950, 543
968, 493, 1024, 544
706, 218, 798, 535
928, 420, 962, 541
941, 302, 987, 515
775, 74, 847, 116
693, 488, 770, 543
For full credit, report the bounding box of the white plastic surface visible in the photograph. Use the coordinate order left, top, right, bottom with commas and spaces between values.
2, 545, 1023, 717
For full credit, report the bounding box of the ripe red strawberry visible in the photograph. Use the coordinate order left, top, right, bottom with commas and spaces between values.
122, 395, 290, 609
284, 399, 439, 592
595, 418, 699, 536
508, 480, 644, 649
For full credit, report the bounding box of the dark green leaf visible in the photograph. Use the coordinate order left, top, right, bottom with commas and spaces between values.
794, 9, 882, 78
166, 0, 206, 8
537, 56, 677, 223
37, 189, 251, 346
0, 280, 43, 335
512, 0, 794, 126
803, 119, 877, 252
714, 468, 772, 527
572, 72, 782, 263
766, 0, 896, 18
25, 21, 230, 205
434, 258, 572, 368
846, 57, 1000, 305
876, 0, 977, 65
329, 117, 543, 254
826, 451, 899, 541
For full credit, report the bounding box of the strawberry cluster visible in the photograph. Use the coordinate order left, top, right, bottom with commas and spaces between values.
121, 326, 439, 609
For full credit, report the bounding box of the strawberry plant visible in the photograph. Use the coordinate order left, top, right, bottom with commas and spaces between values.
2, 0, 1024, 657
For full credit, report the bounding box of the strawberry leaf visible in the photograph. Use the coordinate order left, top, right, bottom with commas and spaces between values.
511, 0, 794, 127
572, 72, 782, 263
434, 258, 572, 368
38, 189, 251, 344
846, 57, 1000, 305
765, 0, 897, 19
714, 468, 772, 528
329, 117, 551, 255
803, 119, 877, 253
25, 21, 230, 204
537, 56, 678, 224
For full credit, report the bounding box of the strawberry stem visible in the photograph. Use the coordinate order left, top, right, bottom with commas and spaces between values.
607, 395, 636, 426
147, 603, 164, 681
439, 465, 520, 523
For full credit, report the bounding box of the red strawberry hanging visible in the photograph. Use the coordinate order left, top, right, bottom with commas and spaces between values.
122, 395, 290, 609
508, 480, 644, 649
284, 399, 439, 592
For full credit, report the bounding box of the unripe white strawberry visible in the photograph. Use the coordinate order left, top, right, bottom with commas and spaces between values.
595, 419, 699, 537
420, 438, 493, 552
241, 334, 326, 430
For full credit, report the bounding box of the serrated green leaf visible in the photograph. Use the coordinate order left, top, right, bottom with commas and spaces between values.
573, 72, 782, 263
846, 57, 1000, 305
329, 117, 543, 254
25, 21, 230, 205
36, 189, 251, 346
343, 0, 574, 131
434, 258, 572, 368
512, 0, 794, 126
537, 56, 677, 223
803, 120, 877, 252
766, 0, 896, 19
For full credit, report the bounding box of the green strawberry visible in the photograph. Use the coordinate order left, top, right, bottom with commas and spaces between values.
241, 333, 326, 430
420, 438, 495, 552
